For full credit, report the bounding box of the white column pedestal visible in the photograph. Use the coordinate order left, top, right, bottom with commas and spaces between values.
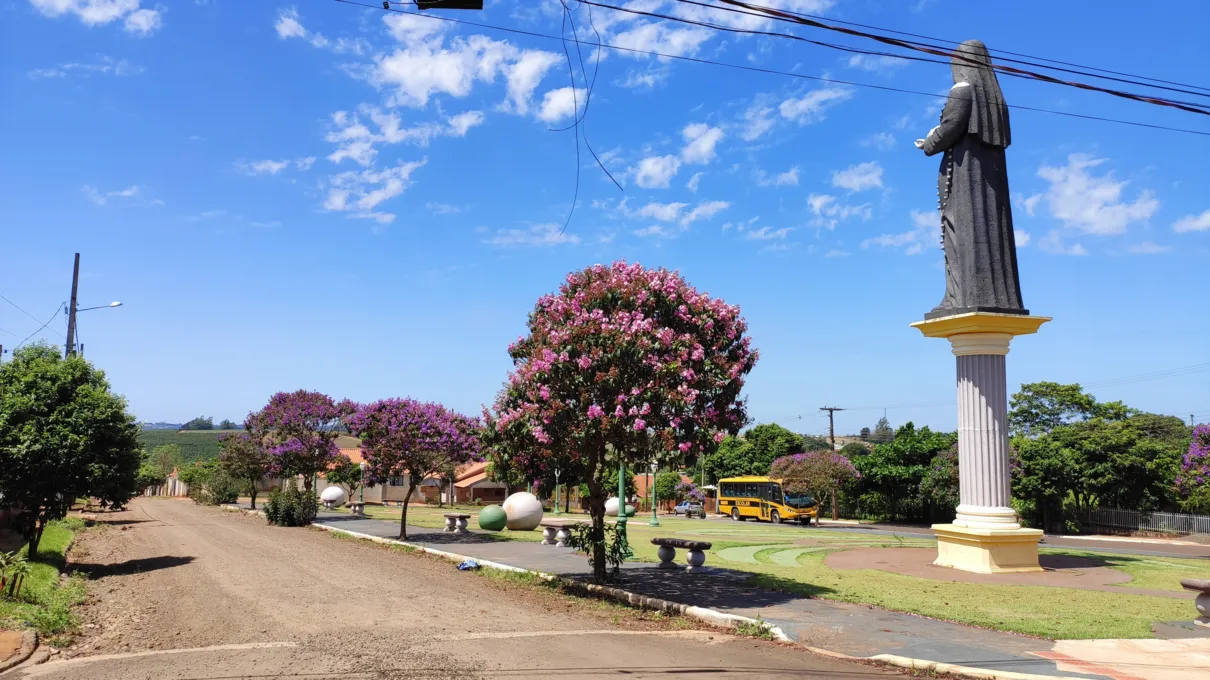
911, 313, 1050, 574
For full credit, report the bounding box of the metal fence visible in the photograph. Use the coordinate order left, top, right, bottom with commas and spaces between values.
1080, 507, 1210, 536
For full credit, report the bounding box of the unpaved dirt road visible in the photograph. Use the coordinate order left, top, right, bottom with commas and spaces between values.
11, 498, 895, 679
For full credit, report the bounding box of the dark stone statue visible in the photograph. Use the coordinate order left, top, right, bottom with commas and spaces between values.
917, 40, 1027, 320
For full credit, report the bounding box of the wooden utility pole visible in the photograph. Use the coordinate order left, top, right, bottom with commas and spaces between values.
64, 253, 80, 357
819, 406, 845, 449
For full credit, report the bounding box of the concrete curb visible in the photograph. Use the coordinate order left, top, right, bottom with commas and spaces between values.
868, 653, 1084, 680
0, 630, 38, 675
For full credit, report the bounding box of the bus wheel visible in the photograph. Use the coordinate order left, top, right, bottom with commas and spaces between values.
731, 508, 741, 521
770, 510, 781, 524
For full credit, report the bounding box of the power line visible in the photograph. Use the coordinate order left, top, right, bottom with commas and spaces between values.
14, 303, 66, 350
332, 0, 1210, 138
685, 0, 1210, 97
0, 293, 67, 339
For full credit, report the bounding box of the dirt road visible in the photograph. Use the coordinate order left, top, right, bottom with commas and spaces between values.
12, 498, 894, 679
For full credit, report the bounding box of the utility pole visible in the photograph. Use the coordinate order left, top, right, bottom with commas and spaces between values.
819, 406, 846, 449
64, 253, 80, 357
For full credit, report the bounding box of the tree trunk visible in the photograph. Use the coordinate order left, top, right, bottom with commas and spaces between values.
564, 488, 571, 514
27, 517, 45, 559
249, 485, 258, 511
586, 476, 607, 583
302, 474, 313, 494
831, 489, 839, 521
400, 484, 417, 540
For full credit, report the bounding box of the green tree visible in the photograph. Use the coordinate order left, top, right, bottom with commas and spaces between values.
217, 432, 270, 510
919, 445, 960, 521
218, 419, 239, 430
150, 444, 182, 477
181, 416, 215, 431
0, 344, 141, 556
869, 417, 894, 444
745, 424, 803, 461
177, 459, 238, 505
771, 451, 860, 521
654, 470, 682, 502
852, 423, 956, 521
859, 427, 871, 441
324, 453, 364, 504
702, 435, 759, 483
801, 434, 832, 451
136, 462, 167, 492
839, 441, 870, 458
1008, 381, 1136, 438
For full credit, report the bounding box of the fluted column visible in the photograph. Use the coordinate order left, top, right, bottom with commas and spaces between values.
949, 333, 1019, 529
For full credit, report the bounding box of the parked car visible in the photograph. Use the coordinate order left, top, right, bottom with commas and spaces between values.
673, 500, 706, 518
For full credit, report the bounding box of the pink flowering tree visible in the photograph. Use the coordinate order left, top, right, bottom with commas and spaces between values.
245, 390, 351, 493
770, 450, 861, 521
495, 261, 757, 581
1177, 425, 1210, 513
345, 399, 480, 539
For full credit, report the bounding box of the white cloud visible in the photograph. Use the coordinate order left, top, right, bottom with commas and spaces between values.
617, 68, 667, 90
1020, 193, 1042, 217
847, 54, 908, 73
681, 123, 724, 165
633, 155, 682, 189
635, 201, 688, 222
634, 224, 676, 239
779, 87, 853, 124
503, 50, 563, 115
236, 159, 290, 176
295, 157, 316, 171
123, 7, 160, 35
537, 87, 586, 123
859, 132, 895, 150
1037, 229, 1088, 256
486, 223, 579, 247
611, 22, 712, 59
825, 249, 849, 258
1014, 229, 1031, 247
1035, 154, 1159, 235
382, 11, 447, 44
1173, 209, 1210, 233
861, 210, 937, 255
680, 200, 729, 226
426, 202, 462, 215
30, 0, 163, 36
740, 101, 777, 141
275, 7, 367, 54
832, 161, 883, 192
746, 226, 793, 241
27, 56, 141, 80
686, 172, 705, 192
756, 166, 800, 187
1128, 241, 1171, 255
807, 193, 872, 229
326, 106, 485, 167
323, 159, 427, 225
82, 184, 157, 206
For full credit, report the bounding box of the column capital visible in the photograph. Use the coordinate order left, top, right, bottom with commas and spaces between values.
950, 333, 1011, 356
910, 311, 1050, 339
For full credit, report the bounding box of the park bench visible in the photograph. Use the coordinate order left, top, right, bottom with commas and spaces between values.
443, 513, 470, 534
539, 518, 587, 547
651, 538, 712, 573
1180, 578, 1210, 627
347, 501, 365, 518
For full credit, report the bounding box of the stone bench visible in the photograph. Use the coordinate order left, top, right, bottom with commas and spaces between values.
539, 518, 588, 547
1180, 579, 1210, 627
347, 501, 366, 518
443, 513, 471, 534
651, 538, 712, 572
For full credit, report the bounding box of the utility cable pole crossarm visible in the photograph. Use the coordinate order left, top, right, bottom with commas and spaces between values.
819, 406, 846, 449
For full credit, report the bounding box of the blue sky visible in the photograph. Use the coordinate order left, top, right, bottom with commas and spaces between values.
3, 0, 1208, 436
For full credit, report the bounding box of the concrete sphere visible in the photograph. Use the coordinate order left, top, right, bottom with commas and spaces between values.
605, 497, 620, 517
502, 492, 544, 530
320, 486, 346, 506
624, 504, 636, 517
478, 504, 507, 531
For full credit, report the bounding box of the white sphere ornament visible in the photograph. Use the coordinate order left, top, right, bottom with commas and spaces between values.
320, 486, 346, 508
502, 492, 544, 531
605, 497, 620, 517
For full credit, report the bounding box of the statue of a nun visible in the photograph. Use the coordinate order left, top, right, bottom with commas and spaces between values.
917, 40, 1027, 319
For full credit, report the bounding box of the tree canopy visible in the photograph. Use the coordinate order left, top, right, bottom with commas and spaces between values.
0, 345, 141, 555
181, 416, 215, 430
868, 417, 894, 444
851, 423, 956, 521
217, 432, 270, 509
1008, 381, 1135, 438
246, 390, 351, 491
703, 423, 803, 483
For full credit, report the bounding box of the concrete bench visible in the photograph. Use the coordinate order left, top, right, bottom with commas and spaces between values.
1181, 579, 1210, 627
651, 538, 712, 572
539, 518, 587, 547
443, 513, 470, 534
348, 501, 366, 518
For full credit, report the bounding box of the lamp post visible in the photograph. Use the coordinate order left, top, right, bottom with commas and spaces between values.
648, 460, 660, 527
553, 469, 562, 516
359, 462, 365, 503
617, 460, 632, 558
65, 293, 123, 358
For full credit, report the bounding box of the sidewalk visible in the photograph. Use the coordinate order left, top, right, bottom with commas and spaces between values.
314, 512, 1120, 679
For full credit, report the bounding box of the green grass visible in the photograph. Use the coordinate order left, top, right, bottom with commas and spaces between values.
1039, 549, 1208, 592
0, 521, 88, 642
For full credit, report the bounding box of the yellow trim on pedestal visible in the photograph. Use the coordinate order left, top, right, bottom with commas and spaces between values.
932, 524, 1044, 574
910, 312, 1051, 339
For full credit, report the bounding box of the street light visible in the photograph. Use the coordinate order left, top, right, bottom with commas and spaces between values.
553, 469, 562, 516
77, 301, 123, 312
648, 460, 660, 527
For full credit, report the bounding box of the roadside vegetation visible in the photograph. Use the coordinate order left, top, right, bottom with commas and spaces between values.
0, 519, 88, 643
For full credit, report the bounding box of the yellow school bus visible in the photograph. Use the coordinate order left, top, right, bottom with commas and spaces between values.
717, 476, 819, 525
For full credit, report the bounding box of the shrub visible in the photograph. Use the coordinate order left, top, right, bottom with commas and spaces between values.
182, 461, 239, 506
264, 486, 317, 527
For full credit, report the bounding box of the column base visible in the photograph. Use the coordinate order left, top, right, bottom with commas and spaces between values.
932, 524, 1043, 574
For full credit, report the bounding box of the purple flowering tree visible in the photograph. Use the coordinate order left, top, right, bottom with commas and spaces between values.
495, 261, 757, 581
246, 390, 351, 493
345, 399, 480, 539
770, 450, 860, 521
1177, 425, 1210, 513
675, 480, 705, 503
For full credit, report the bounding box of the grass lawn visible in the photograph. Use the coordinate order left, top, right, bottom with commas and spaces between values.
327, 505, 1196, 639
0, 518, 88, 643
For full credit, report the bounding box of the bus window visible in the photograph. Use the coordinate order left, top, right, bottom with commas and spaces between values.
770, 484, 784, 504
720, 483, 733, 498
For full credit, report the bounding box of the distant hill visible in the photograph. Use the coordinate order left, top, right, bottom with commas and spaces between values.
138, 429, 241, 463
140, 422, 184, 430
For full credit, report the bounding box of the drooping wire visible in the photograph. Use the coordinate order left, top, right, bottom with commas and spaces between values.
580, 0, 1210, 115
15, 304, 66, 349
330, 0, 1210, 137
686, 0, 1210, 95
555, 1, 584, 236
1, 293, 67, 339
562, 2, 622, 190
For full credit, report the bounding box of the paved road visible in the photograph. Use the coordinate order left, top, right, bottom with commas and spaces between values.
14, 499, 899, 679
